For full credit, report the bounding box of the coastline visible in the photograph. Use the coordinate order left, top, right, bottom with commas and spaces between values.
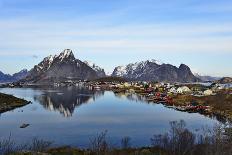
99, 84, 232, 122
0, 92, 30, 113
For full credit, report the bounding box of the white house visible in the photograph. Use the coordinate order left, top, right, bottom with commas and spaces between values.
123, 82, 131, 87
169, 87, 177, 94
203, 89, 213, 96
177, 86, 191, 94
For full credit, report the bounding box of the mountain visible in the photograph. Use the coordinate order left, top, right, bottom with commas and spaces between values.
217, 77, 232, 84
12, 69, 28, 80
194, 73, 221, 82
0, 69, 28, 83
83, 61, 106, 77
112, 60, 200, 83
23, 49, 100, 84
0, 71, 13, 83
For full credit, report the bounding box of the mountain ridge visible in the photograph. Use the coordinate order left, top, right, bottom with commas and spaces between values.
112, 60, 200, 83
0, 69, 28, 83
2, 49, 224, 84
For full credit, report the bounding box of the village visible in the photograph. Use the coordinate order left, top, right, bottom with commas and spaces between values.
85, 79, 232, 122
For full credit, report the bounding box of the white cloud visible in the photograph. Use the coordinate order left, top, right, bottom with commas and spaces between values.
0, 19, 232, 56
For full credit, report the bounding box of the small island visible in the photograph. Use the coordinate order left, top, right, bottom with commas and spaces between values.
0, 93, 30, 113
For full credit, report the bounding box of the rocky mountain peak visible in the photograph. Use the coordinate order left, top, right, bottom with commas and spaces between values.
23, 49, 100, 83
12, 69, 28, 80
179, 64, 190, 70
149, 59, 163, 65
13, 69, 28, 75
18, 69, 28, 73
57, 49, 75, 61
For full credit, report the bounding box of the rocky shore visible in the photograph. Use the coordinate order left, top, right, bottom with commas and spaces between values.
0, 92, 30, 113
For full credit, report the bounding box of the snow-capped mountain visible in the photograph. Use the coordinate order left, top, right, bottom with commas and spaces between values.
83, 61, 106, 77
112, 60, 200, 82
193, 72, 220, 82
0, 69, 28, 83
23, 49, 100, 83
112, 60, 163, 78
112, 66, 127, 77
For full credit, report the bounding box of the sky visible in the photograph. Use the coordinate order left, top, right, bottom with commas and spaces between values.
0, 0, 232, 77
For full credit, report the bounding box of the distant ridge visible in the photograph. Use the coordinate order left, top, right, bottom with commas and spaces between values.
217, 77, 232, 84
194, 73, 221, 82
0, 69, 28, 83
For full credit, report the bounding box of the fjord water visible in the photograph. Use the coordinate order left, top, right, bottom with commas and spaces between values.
0, 87, 219, 148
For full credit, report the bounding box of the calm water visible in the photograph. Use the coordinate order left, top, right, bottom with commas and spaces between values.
0, 87, 219, 148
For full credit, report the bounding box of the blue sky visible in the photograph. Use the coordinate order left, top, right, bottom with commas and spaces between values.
0, 0, 232, 76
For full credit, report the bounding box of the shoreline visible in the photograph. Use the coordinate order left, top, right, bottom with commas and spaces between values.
107, 85, 232, 122
0, 92, 31, 113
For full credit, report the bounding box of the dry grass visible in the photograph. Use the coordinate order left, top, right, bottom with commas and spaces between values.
172, 90, 232, 121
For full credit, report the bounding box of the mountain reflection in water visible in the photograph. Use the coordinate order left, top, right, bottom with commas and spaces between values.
114, 92, 148, 103
35, 87, 105, 117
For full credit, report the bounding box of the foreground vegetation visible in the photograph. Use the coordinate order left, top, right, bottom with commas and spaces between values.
1, 120, 231, 155
0, 93, 30, 113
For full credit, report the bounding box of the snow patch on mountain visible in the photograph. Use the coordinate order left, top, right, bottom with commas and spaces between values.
112, 59, 163, 77
58, 49, 74, 61
33, 49, 76, 74
112, 66, 127, 77
150, 59, 163, 65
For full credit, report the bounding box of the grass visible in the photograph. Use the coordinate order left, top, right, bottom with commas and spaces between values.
45, 146, 167, 155
93, 77, 127, 83
0, 92, 30, 113
171, 90, 232, 121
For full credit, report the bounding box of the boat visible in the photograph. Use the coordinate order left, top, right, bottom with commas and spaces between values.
93, 85, 101, 90
20, 123, 30, 128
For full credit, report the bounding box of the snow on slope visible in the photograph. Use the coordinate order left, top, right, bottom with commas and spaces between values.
112, 59, 163, 77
